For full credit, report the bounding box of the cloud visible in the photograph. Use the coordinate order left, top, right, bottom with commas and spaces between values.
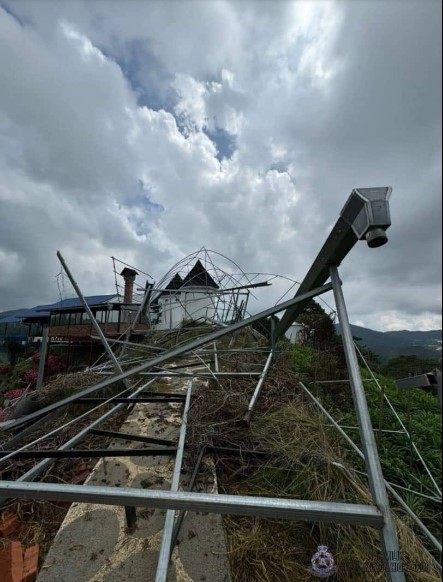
0, 1, 441, 332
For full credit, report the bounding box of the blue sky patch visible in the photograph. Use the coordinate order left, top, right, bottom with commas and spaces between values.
204, 126, 236, 161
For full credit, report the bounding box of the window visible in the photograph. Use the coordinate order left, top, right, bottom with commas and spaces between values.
71, 312, 81, 325
95, 310, 108, 324
108, 310, 119, 323
59, 313, 69, 326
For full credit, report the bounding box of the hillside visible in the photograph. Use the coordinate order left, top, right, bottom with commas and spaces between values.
336, 324, 442, 361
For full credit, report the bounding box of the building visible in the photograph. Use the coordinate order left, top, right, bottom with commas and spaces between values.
0, 269, 148, 345
151, 260, 220, 330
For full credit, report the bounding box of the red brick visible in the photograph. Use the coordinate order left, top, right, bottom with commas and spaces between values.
11, 542, 24, 582
23, 545, 39, 582
0, 545, 11, 581
0, 514, 20, 536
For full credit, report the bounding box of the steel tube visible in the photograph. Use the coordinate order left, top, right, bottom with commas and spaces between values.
244, 350, 274, 422
330, 266, 405, 582
299, 380, 442, 557
0, 481, 384, 527
156, 382, 193, 582
57, 251, 131, 391
1, 283, 332, 432
170, 446, 206, 555
213, 342, 219, 373
0, 449, 178, 459
356, 344, 442, 498
36, 326, 49, 390
276, 187, 392, 338
0, 379, 157, 505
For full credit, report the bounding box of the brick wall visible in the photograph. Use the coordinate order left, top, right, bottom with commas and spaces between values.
48, 323, 148, 339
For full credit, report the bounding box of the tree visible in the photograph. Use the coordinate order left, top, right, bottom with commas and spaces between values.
297, 300, 336, 350
381, 355, 440, 379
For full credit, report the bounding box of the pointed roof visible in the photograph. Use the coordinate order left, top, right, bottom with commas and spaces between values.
181, 260, 219, 289
165, 273, 183, 290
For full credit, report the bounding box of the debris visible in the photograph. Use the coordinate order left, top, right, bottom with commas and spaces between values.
0, 513, 20, 536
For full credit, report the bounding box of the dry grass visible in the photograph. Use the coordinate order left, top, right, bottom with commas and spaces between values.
38, 371, 105, 405
187, 350, 441, 582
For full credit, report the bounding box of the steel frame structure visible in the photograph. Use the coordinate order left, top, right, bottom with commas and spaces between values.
2, 187, 439, 582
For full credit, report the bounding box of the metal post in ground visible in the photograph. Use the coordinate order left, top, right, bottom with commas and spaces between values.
330, 266, 405, 582
36, 326, 49, 390
244, 350, 274, 423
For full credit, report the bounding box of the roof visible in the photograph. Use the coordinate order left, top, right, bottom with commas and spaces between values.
181, 260, 219, 289
165, 273, 183, 290
0, 295, 118, 324
45, 294, 117, 312
0, 304, 54, 324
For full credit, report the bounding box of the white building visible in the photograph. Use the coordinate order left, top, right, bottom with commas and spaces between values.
284, 322, 305, 344
151, 261, 220, 330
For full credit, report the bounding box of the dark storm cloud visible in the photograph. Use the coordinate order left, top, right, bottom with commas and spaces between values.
0, 1, 440, 331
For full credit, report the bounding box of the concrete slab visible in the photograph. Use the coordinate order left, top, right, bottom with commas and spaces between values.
37, 377, 231, 582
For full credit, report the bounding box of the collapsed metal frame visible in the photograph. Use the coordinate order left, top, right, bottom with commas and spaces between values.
1, 187, 437, 581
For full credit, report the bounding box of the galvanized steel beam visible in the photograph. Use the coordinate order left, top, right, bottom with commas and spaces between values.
0, 481, 384, 527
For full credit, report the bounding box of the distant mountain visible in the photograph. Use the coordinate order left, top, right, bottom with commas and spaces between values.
335, 324, 442, 361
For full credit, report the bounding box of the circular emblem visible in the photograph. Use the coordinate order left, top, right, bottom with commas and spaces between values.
309, 545, 336, 578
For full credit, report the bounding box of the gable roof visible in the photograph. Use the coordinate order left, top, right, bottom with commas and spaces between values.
165, 273, 183, 290
181, 260, 219, 289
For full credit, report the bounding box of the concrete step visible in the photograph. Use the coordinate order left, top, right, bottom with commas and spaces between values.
37, 376, 231, 582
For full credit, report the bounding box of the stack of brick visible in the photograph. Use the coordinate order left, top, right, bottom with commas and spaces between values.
0, 542, 39, 582
0, 514, 39, 582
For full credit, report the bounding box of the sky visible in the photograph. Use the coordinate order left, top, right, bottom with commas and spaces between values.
0, 0, 441, 331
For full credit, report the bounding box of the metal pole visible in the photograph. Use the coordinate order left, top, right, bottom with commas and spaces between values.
276, 187, 392, 339
120, 282, 153, 358
170, 446, 206, 555
330, 266, 405, 582
299, 380, 442, 560
1, 283, 333, 431
57, 251, 131, 391
356, 344, 442, 497
0, 481, 384, 527
0, 379, 158, 505
244, 350, 274, 423
36, 326, 49, 390
156, 381, 193, 582
213, 342, 219, 373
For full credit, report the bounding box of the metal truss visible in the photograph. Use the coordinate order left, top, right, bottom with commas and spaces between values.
2, 187, 437, 582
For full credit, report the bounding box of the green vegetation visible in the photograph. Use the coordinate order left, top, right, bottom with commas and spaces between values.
381, 355, 441, 379
291, 343, 442, 546
187, 310, 441, 580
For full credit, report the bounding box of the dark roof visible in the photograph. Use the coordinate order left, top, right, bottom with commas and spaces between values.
45, 294, 116, 312
165, 273, 183, 290
0, 295, 117, 324
181, 260, 219, 289
0, 303, 55, 324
